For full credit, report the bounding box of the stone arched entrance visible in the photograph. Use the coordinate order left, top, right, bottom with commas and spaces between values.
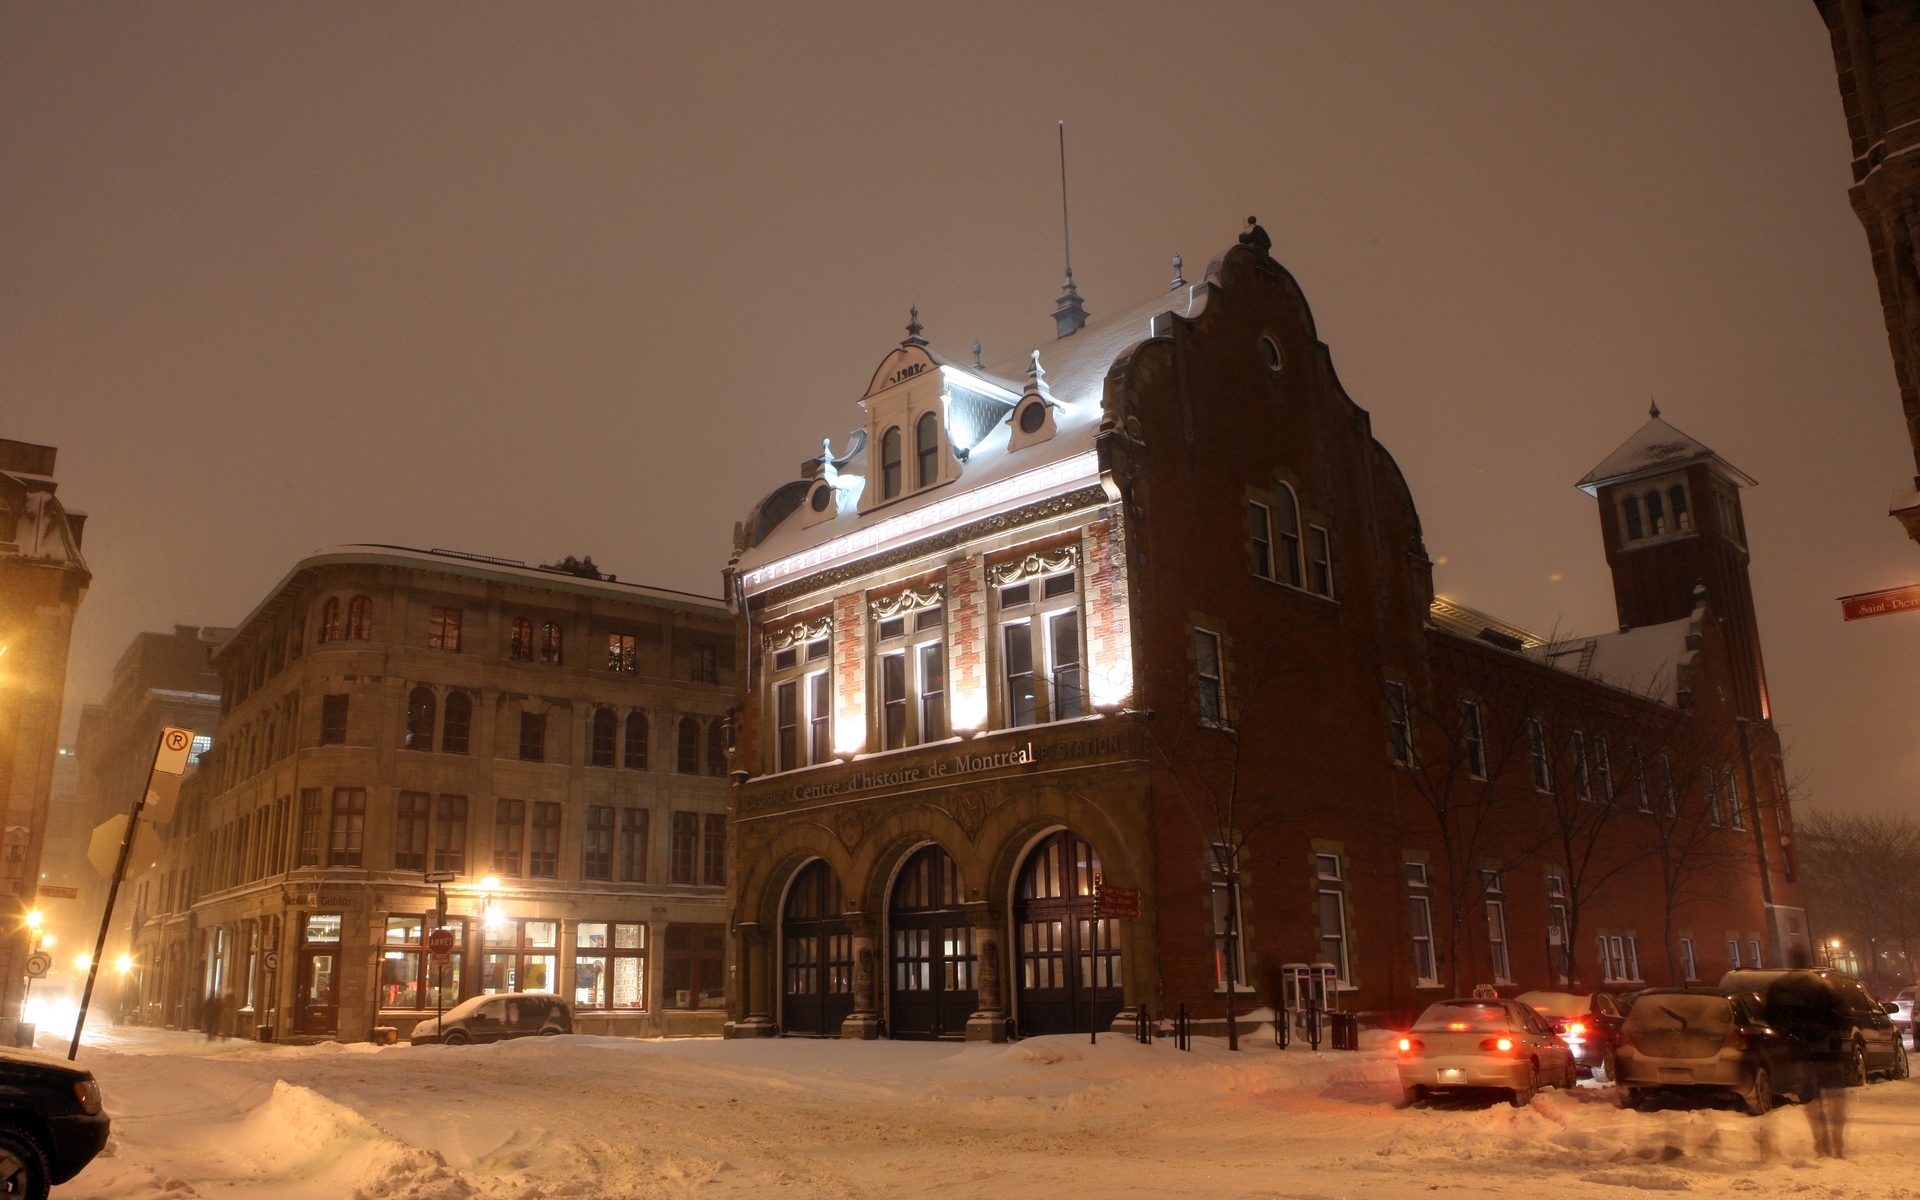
781, 860, 854, 1036
1013, 829, 1122, 1036
888, 844, 975, 1039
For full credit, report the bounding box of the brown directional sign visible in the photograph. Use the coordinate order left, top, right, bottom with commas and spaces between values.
1096, 885, 1141, 918
1840, 584, 1920, 621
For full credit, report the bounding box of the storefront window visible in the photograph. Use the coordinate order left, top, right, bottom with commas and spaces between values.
574, 922, 648, 1011
482, 919, 558, 994
381, 915, 464, 1010
663, 923, 725, 1009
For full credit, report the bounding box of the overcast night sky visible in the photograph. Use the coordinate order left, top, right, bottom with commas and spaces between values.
3, 3, 1912, 815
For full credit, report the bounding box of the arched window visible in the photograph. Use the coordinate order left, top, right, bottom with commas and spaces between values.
591, 708, 617, 767
510, 618, 534, 661
880, 426, 903, 499
1273, 484, 1304, 588
442, 691, 472, 755
677, 716, 701, 774
1669, 485, 1691, 530
347, 595, 372, 640
707, 718, 728, 776
1621, 494, 1644, 541
406, 687, 435, 751
319, 597, 341, 643
624, 711, 649, 770
1645, 489, 1667, 536
541, 621, 563, 665
915, 412, 940, 488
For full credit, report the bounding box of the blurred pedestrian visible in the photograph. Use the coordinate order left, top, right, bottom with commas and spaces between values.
1768, 972, 1849, 1158
202, 992, 224, 1041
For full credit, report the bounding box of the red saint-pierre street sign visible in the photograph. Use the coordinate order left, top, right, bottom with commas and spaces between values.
1840, 584, 1920, 622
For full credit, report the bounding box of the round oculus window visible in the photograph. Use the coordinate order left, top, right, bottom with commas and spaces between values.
1018, 400, 1047, 434
1259, 335, 1283, 373
809, 484, 832, 513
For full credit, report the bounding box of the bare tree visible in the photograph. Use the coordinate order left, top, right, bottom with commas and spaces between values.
1799, 811, 1920, 988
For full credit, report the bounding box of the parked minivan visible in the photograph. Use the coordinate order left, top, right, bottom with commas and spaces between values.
1721, 968, 1907, 1085
410, 993, 573, 1045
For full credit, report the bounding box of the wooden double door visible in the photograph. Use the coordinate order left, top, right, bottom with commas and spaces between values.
888, 845, 977, 1039
782, 860, 855, 1037
1014, 830, 1123, 1036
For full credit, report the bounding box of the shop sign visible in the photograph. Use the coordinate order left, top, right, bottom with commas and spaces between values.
788, 743, 1037, 803
1095, 885, 1141, 918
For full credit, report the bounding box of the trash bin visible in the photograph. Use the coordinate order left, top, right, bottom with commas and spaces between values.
255, 1025, 275, 1043
1330, 1012, 1360, 1051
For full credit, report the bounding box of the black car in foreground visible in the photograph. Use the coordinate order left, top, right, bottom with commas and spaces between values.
1722, 968, 1909, 1085
0, 1045, 109, 1199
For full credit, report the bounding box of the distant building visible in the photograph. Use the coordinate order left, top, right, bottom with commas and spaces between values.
39, 627, 225, 1001
721, 223, 1805, 1041
130, 546, 734, 1042
0, 438, 90, 1037
1813, 0, 1920, 540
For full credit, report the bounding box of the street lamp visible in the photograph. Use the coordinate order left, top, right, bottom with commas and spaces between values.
113, 955, 132, 974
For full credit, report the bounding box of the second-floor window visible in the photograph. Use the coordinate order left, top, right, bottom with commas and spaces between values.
999, 569, 1082, 728
677, 717, 701, 774
671, 811, 699, 884
608, 633, 636, 674
541, 621, 564, 665
592, 708, 617, 767
494, 800, 525, 875
771, 632, 831, 772
529, 802, 560, 878
442, 692, 471, 755
429, 606, 461, 652
519, 712, 546, 763
583, 806, 614, 881
406, 688, 435, 751
321, 694, 349, 746
691, 643, 719, 685
876, 606, 945, 749
328, 788, 366, 868
510, 618, 534, 661
625, 711, 649, 769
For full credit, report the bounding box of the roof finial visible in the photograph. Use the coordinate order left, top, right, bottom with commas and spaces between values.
903, 305, 927, 347
1171, 253, 1186, 290
1026, 349, 1048, 394
1052, 121, 1088, 338
1649, 396, 1660, 419
972, 339, 982, 369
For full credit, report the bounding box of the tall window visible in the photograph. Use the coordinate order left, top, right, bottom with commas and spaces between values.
579, 806, 610, 879
574, 923, 646, 1011
1193, 629, 1225, 726
442, 692, 471, 754
777, 681, 800, 771
1621, 494, 1644, 541
702, 813, 726, 885
434, 795, 467, 873
541, 621, 563, 665
1316, 856, 1349, 982
670, 812, 699, 884
529, 802, 560, 878
619, 808, 649, 882
1680, 937, 1699, 980
1384, 680, 1411, 765
1572, 731, 1591, 800
1461, 700, 1485, 779
321, 694, 349, 745
916, 412, 940, 487
608, 633, 636, 674
1406, 863, 1437, 986
297, 788, 323, 867
406, 687, 435, 751
1727, 938, 1743, 970
510, 618, 534, 661
1646, 489, 1667, 536
395, 792, 430, 871
810, 670, 832, 762
319, 597, 342, 643
1659, 753, 1677, 816
1528, 718, 1551, 791
1307, 526, 1333, 597
519, 712, 546, 763
677, 717, 700, 773
880, 426, 903, 499
1249, 500, 1274, 580
1634, 748, 1650, 812
691, 643, 719, 685
1670, 485, 1692, 530
481, 919, 557, 995
591, 708, 617, 767
1001, 568, 1082, 727
1725, 768, 1746, 830
876, 605, 945, 748
1547, 874, 1571, 981
347, 595, 372, 640
428, 606, 461, 651
624, 711, 649, 769
1594, 736, 1613, 803
1705, 766, 1723, 826
707, 719, 727, 775
328, 788, 366, 867
1484, 873, 1511, 983
493, 800, 525, 875
1210, 848, 1245, 991
383, 914, 464, 1011
1273, 485, 1304, 587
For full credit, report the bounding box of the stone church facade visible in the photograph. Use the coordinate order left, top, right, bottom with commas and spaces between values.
722, 222, 1806, 1041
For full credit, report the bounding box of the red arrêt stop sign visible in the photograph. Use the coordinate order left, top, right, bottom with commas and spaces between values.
427, 928, 456, 961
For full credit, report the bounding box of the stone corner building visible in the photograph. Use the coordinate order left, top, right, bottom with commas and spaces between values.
131, 545, 735, 1042
0, 438, 90, 1038
720, 223, 1806, 1042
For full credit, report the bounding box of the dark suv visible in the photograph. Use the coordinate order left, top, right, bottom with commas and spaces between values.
1721, 968, 1908, 1085
0, 1045, 109, 1199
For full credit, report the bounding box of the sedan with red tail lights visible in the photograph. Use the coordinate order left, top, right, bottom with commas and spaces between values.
1397, 998, 1577, 1107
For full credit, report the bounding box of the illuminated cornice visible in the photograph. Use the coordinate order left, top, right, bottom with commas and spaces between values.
739, 450, 1099, 595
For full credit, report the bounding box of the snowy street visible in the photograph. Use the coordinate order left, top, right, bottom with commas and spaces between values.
43, 1027, 1920, 1199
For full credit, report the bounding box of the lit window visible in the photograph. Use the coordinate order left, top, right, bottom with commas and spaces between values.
881, 426, 903, 499
319, 597, 342, 643
1727, 938, 1742, 970
541, 621, 563, 665
608, 633, 636, 674
510, 618, 534, 662
428, 606, 462, 652
999, 570, 1080, 729
347, 595, 372, 640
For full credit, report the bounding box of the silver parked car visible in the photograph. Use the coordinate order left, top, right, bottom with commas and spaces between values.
1614, 988, 1804, 1115
410, 993, 573, 1045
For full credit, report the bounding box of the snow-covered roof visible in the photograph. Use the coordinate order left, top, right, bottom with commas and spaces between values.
732, 274, 1217, 592
1576, 413, 1756, 496
1530, 617, 1695, 705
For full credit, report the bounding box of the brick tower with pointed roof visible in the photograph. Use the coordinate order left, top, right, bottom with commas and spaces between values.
1578, 408, 1769, 721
